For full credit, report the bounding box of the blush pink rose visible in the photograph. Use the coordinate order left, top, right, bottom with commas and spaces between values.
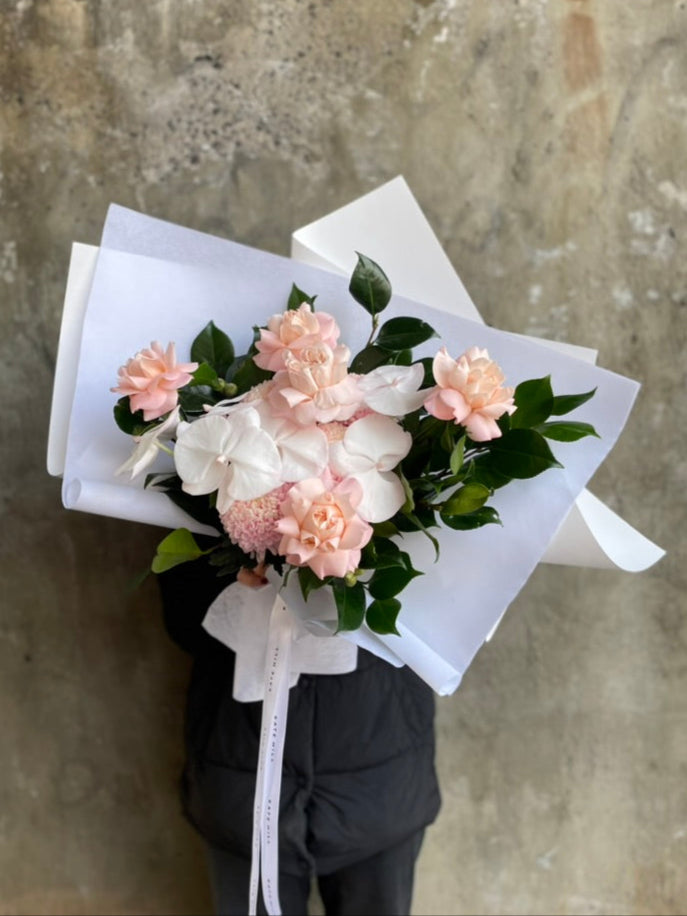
276, 477, 372, 579
112, 341, 198, 422
423, 346, 516, 441
267, 341, 362, 425
254, 303, 340, 372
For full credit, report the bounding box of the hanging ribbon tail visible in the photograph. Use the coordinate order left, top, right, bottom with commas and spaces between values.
249, 593, 294, 916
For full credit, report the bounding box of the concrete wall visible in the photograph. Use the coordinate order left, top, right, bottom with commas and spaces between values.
1, 1, 684, 913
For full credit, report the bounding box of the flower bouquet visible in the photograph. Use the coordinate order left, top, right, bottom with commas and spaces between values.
112, 255, 600, 640
47, 188, 661, 915
49, 196, 656, 694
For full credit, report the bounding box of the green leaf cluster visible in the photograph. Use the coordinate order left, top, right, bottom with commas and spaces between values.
348, 254, 438, 381
295, 536, 423, 636
390, 376, 598, 551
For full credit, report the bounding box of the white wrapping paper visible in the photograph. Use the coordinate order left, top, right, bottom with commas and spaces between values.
46, 196, 656, 696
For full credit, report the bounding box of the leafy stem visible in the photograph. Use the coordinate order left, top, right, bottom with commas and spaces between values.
365, 313, 380, 348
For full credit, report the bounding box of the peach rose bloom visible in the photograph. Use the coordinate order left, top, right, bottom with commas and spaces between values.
424, 346, 516, 441
254, 303, 340, 372
112, 341, 197, 422
267, 341, 362, 426
276, 477, 372, 579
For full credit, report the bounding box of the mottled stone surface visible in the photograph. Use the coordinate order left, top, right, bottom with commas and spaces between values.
1, 1, 684, 913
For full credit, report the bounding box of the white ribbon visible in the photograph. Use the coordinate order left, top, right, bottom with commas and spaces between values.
248, 593, 294, 916
201, 579, 359, 914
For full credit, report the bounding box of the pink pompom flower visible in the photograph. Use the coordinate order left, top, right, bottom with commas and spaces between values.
112, 341, 197, 422
424, 346, 516, 441
276, 477, 372, 580
220, 483, 293, 560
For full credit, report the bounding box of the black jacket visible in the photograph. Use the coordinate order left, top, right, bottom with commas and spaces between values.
158, 559, 441, 877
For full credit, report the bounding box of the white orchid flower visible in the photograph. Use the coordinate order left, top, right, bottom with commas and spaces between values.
253, 401, 329, 481
356, 362, 427, 417
174, 407, 282, 514
116, 406, 180, 479
328, 413, 412, 522
203, 394, 328, 482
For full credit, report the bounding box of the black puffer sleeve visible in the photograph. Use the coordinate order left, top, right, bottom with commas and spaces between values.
157, 548, 235, 655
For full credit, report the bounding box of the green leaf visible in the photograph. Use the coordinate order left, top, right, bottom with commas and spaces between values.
398, 468, 415, 514
113, 397, 149, 436
372, 520, 400, 539
400, 436, 431, 480
366, 598, 402, 636
416, 414, 445, 443
298, 566, 330, 600
537, 421, 600, 442
486, 428, 563, 478
349, 253, 392, 317
287, 283, 317, 310
450, 436, 466, 476
207, 539, 250, 575
440, 422, 454, 454
151, 528, 214, 574
333, 581, 366, 632
368, 565, 422, 600
510, 376, 554, 429
126, 566, 152, 592
230, 354, 272, 393
178, 384, 216, 417
441, 482, 491, 517
350, 345, 394, 374
162, 484, 224, 531
416, 356, 435, 387
392, 348, 413, 366
370, 538, 408, 569
496, 411, 512, 435
376, 317, 437, 351
468, 460, 512, 491
441, 506, 502, 530
191, 362, 220, 387
191, 322, 235, 378
550, 387, 597, 416
144, 472, 178, 490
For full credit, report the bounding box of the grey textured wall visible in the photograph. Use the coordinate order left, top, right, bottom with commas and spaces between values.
1, 1, 684, 914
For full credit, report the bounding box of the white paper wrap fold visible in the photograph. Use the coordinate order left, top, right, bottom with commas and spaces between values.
47, 180, 664, 702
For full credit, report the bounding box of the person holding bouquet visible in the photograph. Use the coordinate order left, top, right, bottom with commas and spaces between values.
158, 557, 441, 916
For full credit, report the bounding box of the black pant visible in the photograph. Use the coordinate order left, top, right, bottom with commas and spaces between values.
206, 830, 426, 916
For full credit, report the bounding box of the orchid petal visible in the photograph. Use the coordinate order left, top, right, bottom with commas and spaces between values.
174, 408, 282, 506
326, 414, 410, 522
358, 363, 427, 416
115, 407, 180, 479
174, 414, 238, 494
254, 404, 329, 480
349, 467, 406, 522
332, 414, 412, 475
328, 444, 372, 477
